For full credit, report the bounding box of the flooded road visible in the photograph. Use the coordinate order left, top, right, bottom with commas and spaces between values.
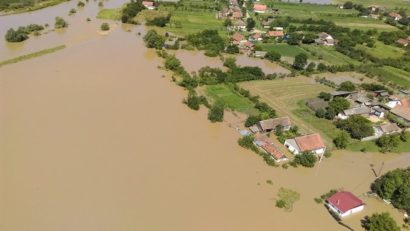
1, 2, 409, 231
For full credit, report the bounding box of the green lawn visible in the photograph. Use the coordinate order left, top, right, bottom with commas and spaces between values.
357, 41, 405, 59
97, 8, 122, 20
301, 45, 361, 65
156, 9, 227, 37
373, 66, 410, 89
257, 43, 310, 58
0, 0, 67, 13
347, 135, 410, 153
332, 0, 410, 13
206, 84, 257, 114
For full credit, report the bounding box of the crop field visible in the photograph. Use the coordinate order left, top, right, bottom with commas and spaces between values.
239, 77, 335, 144
374, 66, 410, 89
206, 84, 258, 115
357, 41, 405, 59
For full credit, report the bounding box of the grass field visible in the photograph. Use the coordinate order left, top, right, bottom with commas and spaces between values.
347, 135, 410, 153
0, 0, 66, 14
332, 0, 410, 12
239, 77, 335, 145
257, 43, 310, 58
0, 45, 66, 67
97, 8, 122, 20
206, 84, 258, 114
357, 41, 405, 59
301, 45, 361, 65
155, 9, 226, 37
373, 66, 410, 89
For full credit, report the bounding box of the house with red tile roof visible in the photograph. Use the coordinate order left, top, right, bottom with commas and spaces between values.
268, 30, 284, 38
391, 98, 410, 123
389, 12, 402, 21
397, 38, 409, 47
284, 133, 326, 155
326, 191, 364, 218
254, 135, 288, 162
142, 1, 155, 10
231, 32, 246, 44
253, 4, 267, 13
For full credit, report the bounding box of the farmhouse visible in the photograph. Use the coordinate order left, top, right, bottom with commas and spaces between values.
232, 11, 243, 19
231, 32, 246, 44
254, 135, 288, 162
284, 133, 326, 155
253, 4, 267, 13
378, 123, 401, 135
386, 96, 402, 108
388, 12, 402, 21
397, 38, 409, 47
253, 50, 267, 58
231, 20, 246, 31
261, 18, 274, 28
315, 32, 335, 46
142, 1, 155, 10
371, 106, 386, 118
258, 116, 291, 132
249, 32, 263, 41
390, 98, 410, 123
326, 191, 364, 218
338, 106, 371, 120
268, 30, 284, 38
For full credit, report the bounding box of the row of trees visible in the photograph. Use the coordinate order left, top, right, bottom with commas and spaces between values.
5, 24, 44, 42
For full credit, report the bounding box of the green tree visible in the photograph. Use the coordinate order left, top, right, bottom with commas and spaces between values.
293, 53, 308, 70
336, 115, 374, 139
328, 97, 350, 113
264, 50, 281, 62
164, 55, 181, 71
245, 115, 261, 127
338, 81, 356, 91
294, 152, 317, 168
208, 101, 224, 122
55, 17, 68, 29
225, 44, 239, 54
376, 134, 400, 153
5, 27, 28, 42
185, 91, 201, 110
143, 29, 165, 49
343, 1, 354, 9
100, 22, 110, 31
246, 18, 255, 31
319, 92, 332, 101
224, 18, 232, 27
333, 131, 350, 149
362, 213, 401, 231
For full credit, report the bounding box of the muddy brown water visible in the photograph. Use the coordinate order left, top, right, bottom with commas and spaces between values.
1, 2, 409, 231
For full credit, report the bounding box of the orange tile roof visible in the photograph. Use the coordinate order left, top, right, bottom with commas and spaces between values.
253, 4, 267, 11
268, 31, 284, 37
232, 33, 245, 42
295, 133, 325, 152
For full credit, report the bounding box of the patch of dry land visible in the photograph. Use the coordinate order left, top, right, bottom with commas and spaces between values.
313, 72, 376, 86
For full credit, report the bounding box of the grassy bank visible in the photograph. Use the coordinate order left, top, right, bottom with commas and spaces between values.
0, 45, 66, 67
97, 8, 122, 20
0, 0, 67, 15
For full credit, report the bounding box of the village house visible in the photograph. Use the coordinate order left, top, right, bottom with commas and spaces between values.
249, 32, 263, 42
378, 123, 401, 135
261, 18, 274, 28
231, 20, 246, 31
397, 38, 409, 47
268, 30, 284, 38
371, 106, 386, 118
400, 89, 410, 97
258, 116, 291, 133
386, 96, 402, 108
142, 1, 155, 10
388, 12, 402, 21
326, 191, 365, 218
254, 135, 288, 162
315, 32, 335, 46
337, 106, 371, 120
232, 11, 243, 19
368, 5, 384, 13
390, 98, 410, 124
284, 133, 326, 156
231, 32, 246, 45
253, 4, 267, 13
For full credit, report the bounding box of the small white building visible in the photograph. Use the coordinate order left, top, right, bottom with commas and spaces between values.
386, 96, 402, 109
284, 133, 326, 155
142, 1, 155, 10
326, 191, 365, 218
253, 4, 267, 13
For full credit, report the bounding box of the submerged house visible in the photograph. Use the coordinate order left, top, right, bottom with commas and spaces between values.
326, 191, 365, 218
258, 117, 291, 133
315, 32, 335, 46
284, 133, 326, 155
254, 135, 288, 162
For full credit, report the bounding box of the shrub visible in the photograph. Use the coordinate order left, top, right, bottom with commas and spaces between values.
100, 22, 110, 31
5, 27, 28, 42
143, 30, 165, 49
362, 213, 401, 231
208, 101, 224, 122
333, 131, 350, 149
264, 50, 281, 62
376, 134, 400, 153
55, 17, 68, 29
294, 152, 317, 168
245, 115, 261, 127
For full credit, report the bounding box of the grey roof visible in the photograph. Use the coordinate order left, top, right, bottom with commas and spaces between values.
306, 98, 329, 111
331, 91, 353, 97
258, 117, 291, 131
342, 106, 371, 116
379, 123, 401, 133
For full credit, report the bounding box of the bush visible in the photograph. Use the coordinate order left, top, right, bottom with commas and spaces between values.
294, 152, 317, 168
146, 15, 171, 27
208, 101, 224, 122
5, 27, 28, 42
376, 134, 400, 153
338, 81, 356, 91
333, 131, 350, 149
293, 53, 308, 70
55, 17, 68, 29
336, 115, 373, 139
185, 91, 201, 110
264, 50, 281, 62
245, 115, 261, 127
238, 135, 257, 152
143, 30, 165, 49
121, 0, 145, 23
100, 23, 110, 31
362, 213, 401, 231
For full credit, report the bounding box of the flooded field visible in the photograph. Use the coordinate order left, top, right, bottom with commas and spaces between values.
1, 2, 409, 231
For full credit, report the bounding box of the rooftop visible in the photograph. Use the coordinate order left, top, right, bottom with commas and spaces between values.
294, 133, 325, 152
259, 117, 291, 131
327, 191, 364, 213
253, 4, 267, 11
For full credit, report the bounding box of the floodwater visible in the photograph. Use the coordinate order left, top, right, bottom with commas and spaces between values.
1, 2, 409, 231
